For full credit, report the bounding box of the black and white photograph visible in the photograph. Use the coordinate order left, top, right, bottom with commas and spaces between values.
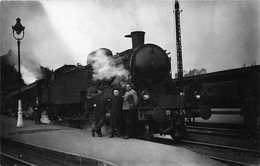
1, 0, 259, 165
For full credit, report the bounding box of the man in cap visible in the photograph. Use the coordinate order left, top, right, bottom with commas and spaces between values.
34, 97, 41, 124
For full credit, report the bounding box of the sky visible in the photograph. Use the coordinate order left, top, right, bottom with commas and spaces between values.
1, 0, 259, 84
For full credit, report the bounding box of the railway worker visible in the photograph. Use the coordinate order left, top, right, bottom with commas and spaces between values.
122, 83, 138, 139
159, 116, 174, 136
108, 89, 123, 138
89, 88, 109, 137
33, 97, 41, 124
241, 91, 259, 138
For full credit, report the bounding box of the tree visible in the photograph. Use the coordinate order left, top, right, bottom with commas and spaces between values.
1, 50, 26, 98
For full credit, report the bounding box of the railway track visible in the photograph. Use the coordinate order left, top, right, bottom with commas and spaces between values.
1, 152, 37, 166
152, 126, 260, 166
153, 135, 259, 166
1, 140, 65, 166
181, 140, 259, 166
187, 126, 260, 138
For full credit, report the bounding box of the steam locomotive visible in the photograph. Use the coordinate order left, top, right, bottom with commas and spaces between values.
4, 31, 211, 141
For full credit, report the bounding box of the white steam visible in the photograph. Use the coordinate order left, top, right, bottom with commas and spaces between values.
7, 50, 43, 85
20, 66, 42, 85
87, 48, 129, 81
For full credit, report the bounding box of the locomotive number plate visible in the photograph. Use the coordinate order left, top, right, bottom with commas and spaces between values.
166, 110, 170, 115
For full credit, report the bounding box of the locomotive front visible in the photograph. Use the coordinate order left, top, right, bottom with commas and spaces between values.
114, 31, 211, 140
116, 31, 189, 140
131, 40, 176, 111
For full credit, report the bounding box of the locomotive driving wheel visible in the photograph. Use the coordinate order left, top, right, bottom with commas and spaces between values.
170, 126, 186, 142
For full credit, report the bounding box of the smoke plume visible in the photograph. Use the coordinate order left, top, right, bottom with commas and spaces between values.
6, 50, 43, 84
87, 48, 129, 82
1, 1, 75, 84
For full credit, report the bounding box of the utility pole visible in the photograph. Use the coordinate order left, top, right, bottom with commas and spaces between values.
174, 0, 183, 92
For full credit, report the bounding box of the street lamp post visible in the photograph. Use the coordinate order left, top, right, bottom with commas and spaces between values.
12, 18, 25, 127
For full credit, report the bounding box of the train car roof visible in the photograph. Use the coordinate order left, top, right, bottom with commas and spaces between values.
5, 81, 38, 99
173, 65, 260, 82
54, 64, 76, 73
53, 64, 88, 75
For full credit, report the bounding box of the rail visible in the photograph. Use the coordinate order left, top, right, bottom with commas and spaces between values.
1, 152, 37, 166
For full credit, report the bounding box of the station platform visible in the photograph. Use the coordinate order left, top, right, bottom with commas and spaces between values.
0, 115, 224, 166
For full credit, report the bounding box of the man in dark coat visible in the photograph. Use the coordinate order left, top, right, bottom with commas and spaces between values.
33, 97, 41, 124
109, 89, 123, 138
88, 88, 109, 137
241, 91, 259, 138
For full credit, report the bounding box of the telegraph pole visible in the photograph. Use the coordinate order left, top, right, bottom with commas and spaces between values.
174, 0, 183, 92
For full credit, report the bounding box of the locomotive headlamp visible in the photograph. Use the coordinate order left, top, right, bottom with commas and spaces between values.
194, 91, 201, 99
141, 90, 150, 100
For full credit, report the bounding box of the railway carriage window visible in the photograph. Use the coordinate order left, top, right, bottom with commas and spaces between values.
215, 86, 220, 94
216, 86, 220, 94
209, 87, 214, 95
219, 85, 224, 94
206, 87, 211, 95
214, 86, 218, 94
223, 84, 228, 93
202, 88, 207, 96
204, 87, 208, 95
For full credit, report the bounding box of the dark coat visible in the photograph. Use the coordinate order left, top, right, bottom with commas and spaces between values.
88, 92, 109, 116
33, 102, 41, 120
109, 95, 123, 118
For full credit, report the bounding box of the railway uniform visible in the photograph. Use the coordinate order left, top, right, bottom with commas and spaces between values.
159, 116, 174, 136
122, 83, 138, 139
109, 89, 123, 138
33, 98, 41, 124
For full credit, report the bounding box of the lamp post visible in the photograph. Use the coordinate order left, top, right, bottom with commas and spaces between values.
12, 18, 25, 127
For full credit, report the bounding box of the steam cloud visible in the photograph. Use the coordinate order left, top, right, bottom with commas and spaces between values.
6, 50, 43, 84
1, 1, 75, 85
87, 48, 129, 82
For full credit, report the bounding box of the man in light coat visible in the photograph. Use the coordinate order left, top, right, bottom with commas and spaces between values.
122, 83, 138, 139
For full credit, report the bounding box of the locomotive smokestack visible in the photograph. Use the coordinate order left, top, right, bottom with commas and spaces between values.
125, 31, 145, 48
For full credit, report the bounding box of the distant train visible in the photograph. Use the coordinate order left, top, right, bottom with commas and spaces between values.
175, 65, 260, 129
4, 31, 211, 141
